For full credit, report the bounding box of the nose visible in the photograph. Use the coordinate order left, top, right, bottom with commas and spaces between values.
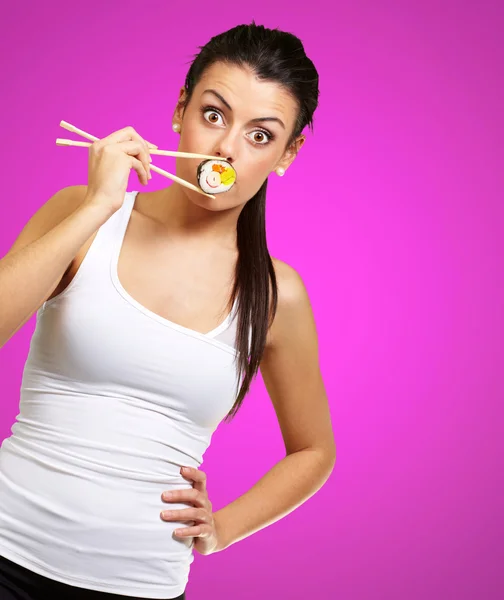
212, 134, 236, 164
215, 153, 232, 163
213, 149, 234, 164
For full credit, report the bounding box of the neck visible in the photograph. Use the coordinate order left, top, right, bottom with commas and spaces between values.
158, 184, 242, 250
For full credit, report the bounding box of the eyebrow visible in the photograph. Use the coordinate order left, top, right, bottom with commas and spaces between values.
203, 89, 286, 129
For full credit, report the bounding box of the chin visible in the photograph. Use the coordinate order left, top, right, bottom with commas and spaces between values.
185, 187, 239, 212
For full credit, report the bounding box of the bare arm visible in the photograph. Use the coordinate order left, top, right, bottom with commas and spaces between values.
0, 186, 112, 348
213, 260, 336, 551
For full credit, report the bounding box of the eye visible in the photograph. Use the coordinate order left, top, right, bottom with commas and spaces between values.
246, 130, 273, 146
202, 108, 224, 126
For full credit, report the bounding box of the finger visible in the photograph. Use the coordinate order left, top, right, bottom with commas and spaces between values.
162, 490, 209, 512
161, 508, 208, 522
118, 139, 151, 180
174, 524, 211, 538
134, 143, 151, 180
96, 125, 142, 147
112, 140, 145, 156
162, 488, 201, 505
127, 131, 152, 173
130, 156, 149, 186
181, 467, 207, 494
105, 140, 149, 185
96, 127, 155, 160
141, 145, 152, 180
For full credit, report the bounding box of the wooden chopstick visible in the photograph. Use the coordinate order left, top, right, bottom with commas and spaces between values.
59, 120, 158, 149
56, 138, 222, 161
57, 121, 216, 199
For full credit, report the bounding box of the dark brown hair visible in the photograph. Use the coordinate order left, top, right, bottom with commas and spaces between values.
181, 22, 320, 421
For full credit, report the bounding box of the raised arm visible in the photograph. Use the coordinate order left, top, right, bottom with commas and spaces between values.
0, 185, 110, 348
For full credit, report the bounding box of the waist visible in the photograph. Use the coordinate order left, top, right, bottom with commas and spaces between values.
8, 393, 207, 481
0, 442, 195, 592
0, 438, 195, 525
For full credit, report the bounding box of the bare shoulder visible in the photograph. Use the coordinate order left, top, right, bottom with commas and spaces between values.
3, 185, 91, 303
6, 184, 89, 256
267, 257, 316, 349
271, 257, 309, 304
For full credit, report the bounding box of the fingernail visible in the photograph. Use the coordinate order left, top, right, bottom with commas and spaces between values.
162, 511, 173, 518
163, 491, 173, 499
149, 156, 153, 163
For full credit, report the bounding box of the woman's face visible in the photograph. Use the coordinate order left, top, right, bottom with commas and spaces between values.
172, 61, 304, 211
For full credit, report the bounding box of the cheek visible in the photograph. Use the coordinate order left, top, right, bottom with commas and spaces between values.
175, 156, 200, 186
176, 128, 213, 178
239, 158, 272, 188
180, 116, 213, 149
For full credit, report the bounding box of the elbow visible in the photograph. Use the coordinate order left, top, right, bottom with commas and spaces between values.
309, 445, 337, 478
322, 442, 337, 475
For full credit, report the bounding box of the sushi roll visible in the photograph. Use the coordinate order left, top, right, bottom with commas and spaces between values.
197, 159, 237, 194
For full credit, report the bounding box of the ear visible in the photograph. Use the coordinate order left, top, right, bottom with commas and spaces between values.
274, 135, 306, 174
172, 87, 187, 126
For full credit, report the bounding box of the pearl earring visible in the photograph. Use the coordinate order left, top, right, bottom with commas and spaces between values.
172, 123, 180, 133
276, 167, 285, 177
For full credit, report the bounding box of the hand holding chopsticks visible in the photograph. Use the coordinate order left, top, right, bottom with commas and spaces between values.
56, 120, 220, 199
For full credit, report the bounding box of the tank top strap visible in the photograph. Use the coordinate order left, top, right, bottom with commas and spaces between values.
39, 191, 138, 314
76, 190, 137, 278
92, 189, 134, 260
113, 190, 138, 249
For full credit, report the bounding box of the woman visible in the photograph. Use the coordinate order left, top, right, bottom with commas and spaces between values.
0, 22, 336, 600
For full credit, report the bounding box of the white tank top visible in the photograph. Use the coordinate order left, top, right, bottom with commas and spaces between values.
0, 191, 242, 598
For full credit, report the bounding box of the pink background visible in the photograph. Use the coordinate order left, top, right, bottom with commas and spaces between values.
1, 1, 502, 598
